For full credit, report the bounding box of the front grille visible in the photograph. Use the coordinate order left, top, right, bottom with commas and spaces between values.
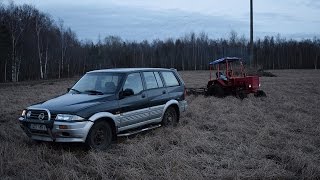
26, 109, 50, 121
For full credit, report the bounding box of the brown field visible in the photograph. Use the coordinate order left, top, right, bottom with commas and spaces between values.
1, 70, 320, 179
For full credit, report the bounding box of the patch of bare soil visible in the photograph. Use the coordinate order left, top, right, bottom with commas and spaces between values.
1, 70, 320, 179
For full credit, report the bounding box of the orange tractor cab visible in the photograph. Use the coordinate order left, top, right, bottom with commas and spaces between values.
206, 57, 266, 99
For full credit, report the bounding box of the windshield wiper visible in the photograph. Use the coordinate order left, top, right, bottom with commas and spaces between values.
84, 90, 104, 95
70, 88, 82, 94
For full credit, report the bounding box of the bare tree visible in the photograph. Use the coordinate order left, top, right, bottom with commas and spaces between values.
6, 3, 33, 82
58, 19, 66, 78
34, 10, 45, 79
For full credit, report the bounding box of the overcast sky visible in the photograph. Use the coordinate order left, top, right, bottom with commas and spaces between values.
7, 0, 320, 42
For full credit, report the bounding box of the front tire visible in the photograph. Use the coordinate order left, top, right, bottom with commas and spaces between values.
86, 121, 112, 150
162, 107, 178, 127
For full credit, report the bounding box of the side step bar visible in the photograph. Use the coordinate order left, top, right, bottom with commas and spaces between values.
117, 124, 162, 137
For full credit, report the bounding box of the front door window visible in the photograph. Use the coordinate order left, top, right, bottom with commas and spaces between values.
123, 73, 144, 95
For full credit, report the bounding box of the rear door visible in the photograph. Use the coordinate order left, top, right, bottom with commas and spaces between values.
118, 72, 149, 127
142, 71, 169, 120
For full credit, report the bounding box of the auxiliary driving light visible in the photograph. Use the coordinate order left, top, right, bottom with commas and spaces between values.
21, 110, 26, 116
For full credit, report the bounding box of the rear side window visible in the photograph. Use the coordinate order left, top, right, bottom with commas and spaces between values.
143, 72, 158, 89
161, 71, 179, 87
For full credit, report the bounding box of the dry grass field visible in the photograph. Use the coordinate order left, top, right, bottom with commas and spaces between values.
1, 70, 320, 179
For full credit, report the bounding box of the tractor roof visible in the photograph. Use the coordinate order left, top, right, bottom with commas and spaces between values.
209, 57, 241, 65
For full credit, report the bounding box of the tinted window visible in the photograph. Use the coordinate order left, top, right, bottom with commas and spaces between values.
154, 72, 164, 87
71, 73, 122, 94
143, 72, 158, 89
123, 73, 144, 95
162, 71, 179, 87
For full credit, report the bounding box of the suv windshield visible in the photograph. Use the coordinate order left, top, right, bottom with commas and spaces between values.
70, 72, 123, 95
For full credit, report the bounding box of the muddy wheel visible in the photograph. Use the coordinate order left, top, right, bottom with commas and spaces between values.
254, 90, 267, 97
162, 107, 178, 127
86, 121, 112, 150
207, 84, 225, 97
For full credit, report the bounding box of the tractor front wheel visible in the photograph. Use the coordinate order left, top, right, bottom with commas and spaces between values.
254, 90, 267, 97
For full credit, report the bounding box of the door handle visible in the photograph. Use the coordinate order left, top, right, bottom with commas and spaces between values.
141, 94, 146, 98
162, 90, 166, 94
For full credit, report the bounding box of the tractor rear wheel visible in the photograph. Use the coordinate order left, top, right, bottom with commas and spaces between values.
208, 84, 225, 97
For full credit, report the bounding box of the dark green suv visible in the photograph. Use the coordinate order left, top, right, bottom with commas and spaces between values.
19, 68, 187, 149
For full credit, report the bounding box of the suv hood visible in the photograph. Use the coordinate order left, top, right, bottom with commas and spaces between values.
29, 93, 116, 114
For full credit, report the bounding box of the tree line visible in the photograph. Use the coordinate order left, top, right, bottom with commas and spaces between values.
0, 3, 319, 82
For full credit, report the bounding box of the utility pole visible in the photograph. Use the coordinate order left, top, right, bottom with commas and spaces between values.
250, 0, 254, 67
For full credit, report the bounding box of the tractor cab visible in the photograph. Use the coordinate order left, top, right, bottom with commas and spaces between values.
207, 57, 266, 99
209, 57, 245, 81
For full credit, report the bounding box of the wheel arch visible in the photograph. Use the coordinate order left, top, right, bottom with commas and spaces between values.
88, 112, 119, 140
162, 100, 180, 122
93, 117, 117, 140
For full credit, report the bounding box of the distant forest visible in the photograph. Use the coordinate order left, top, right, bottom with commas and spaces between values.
0, 3, 319, 82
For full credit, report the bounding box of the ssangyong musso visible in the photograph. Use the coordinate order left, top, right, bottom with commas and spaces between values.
19, 68, 187, 149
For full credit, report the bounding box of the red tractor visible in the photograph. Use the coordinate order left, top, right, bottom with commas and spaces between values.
206, 57, 266, 99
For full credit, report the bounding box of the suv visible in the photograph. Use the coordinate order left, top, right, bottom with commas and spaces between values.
19, 68, 187, 149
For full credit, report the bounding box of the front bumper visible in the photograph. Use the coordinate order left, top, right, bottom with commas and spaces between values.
19, 117, 94, 142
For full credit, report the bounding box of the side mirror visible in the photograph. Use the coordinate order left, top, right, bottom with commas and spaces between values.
122, 88, 134, 97
67, 87, 71, 92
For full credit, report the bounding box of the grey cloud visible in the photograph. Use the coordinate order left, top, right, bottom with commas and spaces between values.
44, 4, 249, 41
241, 12, 299, 22
255, 12, 299, 22
31, 2, 319, 42
303, 0, 320, 9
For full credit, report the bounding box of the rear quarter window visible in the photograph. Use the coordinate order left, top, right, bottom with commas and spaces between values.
161, 71, 180, 87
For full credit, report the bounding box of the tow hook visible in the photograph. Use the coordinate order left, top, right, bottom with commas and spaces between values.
47, 128, 56, 141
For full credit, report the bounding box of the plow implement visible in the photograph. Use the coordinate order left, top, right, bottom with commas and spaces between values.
186, 87, 207, 96
186, 87, 266, 98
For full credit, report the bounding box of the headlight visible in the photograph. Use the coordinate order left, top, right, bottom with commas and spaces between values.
259, 83, 261, 87
21, 110, 26, 116
249, 84, 252, 88
55, 114, 85, 121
